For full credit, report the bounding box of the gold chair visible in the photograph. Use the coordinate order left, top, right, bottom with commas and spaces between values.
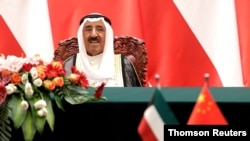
53, 36, 148, 86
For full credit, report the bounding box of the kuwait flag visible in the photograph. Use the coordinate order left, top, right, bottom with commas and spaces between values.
137, 88, 179, 141
0, 0, 54, 62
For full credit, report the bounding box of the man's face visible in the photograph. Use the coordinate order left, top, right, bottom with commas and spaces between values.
82, 20, 106, 56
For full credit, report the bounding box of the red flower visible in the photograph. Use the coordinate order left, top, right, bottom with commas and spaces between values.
78, 75, 89, 89
20, 63, 33, 72
71, 66, 89, 88
1, 69, 11, 84
45, 62, 66, 78
0, 83, 7, 105
94, 82, 106, 99
71, 66, 81, 74
0, 70, 11, 104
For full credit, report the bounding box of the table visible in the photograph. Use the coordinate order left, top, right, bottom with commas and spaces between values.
10, 87, 250, 141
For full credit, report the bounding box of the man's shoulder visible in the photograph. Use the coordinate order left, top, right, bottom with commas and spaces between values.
115, 54, 133, 65
114, 54, 129, 61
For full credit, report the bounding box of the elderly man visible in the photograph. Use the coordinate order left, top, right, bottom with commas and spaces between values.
64, 13, 141, 87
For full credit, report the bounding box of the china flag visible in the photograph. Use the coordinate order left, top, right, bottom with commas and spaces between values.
187, 83, 228, 125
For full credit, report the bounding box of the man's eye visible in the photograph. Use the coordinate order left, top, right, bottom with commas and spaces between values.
85, 28, 92, 32
96, 28, 104, 32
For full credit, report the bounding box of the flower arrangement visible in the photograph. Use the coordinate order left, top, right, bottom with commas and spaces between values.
0, 54, 106, 141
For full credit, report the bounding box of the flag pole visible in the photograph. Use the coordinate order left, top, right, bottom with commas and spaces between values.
154, 74, 161, 89
204, 73, 210, 86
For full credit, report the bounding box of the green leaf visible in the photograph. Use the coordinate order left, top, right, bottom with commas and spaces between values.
55, 95, 65, 111
43, 94, 55, 131
64, 94, 89, 105
90, 96, 108, 101
67, 85, 89, 95
0, 98, 12, 141
28, 97, 46, 135
9, 95, 27, 129
21, 110, 36, 141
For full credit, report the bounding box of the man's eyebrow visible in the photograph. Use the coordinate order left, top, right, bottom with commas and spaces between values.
96, 25, 105, 28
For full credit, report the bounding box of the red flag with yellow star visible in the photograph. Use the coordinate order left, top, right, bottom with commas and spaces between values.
187, 83, 228, 125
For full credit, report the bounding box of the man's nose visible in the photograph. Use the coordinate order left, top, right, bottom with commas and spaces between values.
90, 29, 97, 37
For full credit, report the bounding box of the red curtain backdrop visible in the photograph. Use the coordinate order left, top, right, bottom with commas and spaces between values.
235, 0, 250, 86
1, 0, 250, 87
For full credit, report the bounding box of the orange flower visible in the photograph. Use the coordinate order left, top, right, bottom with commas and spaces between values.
11, 72, 21, 85
43, 80, 56, 91
68, 73, 80, 84
51, 60, 63, 69
36, 64, 45, 71
37, 70, 46, 80
52, 77, 64, 87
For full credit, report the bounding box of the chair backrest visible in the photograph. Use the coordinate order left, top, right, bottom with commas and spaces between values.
53, 36, 148, 86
